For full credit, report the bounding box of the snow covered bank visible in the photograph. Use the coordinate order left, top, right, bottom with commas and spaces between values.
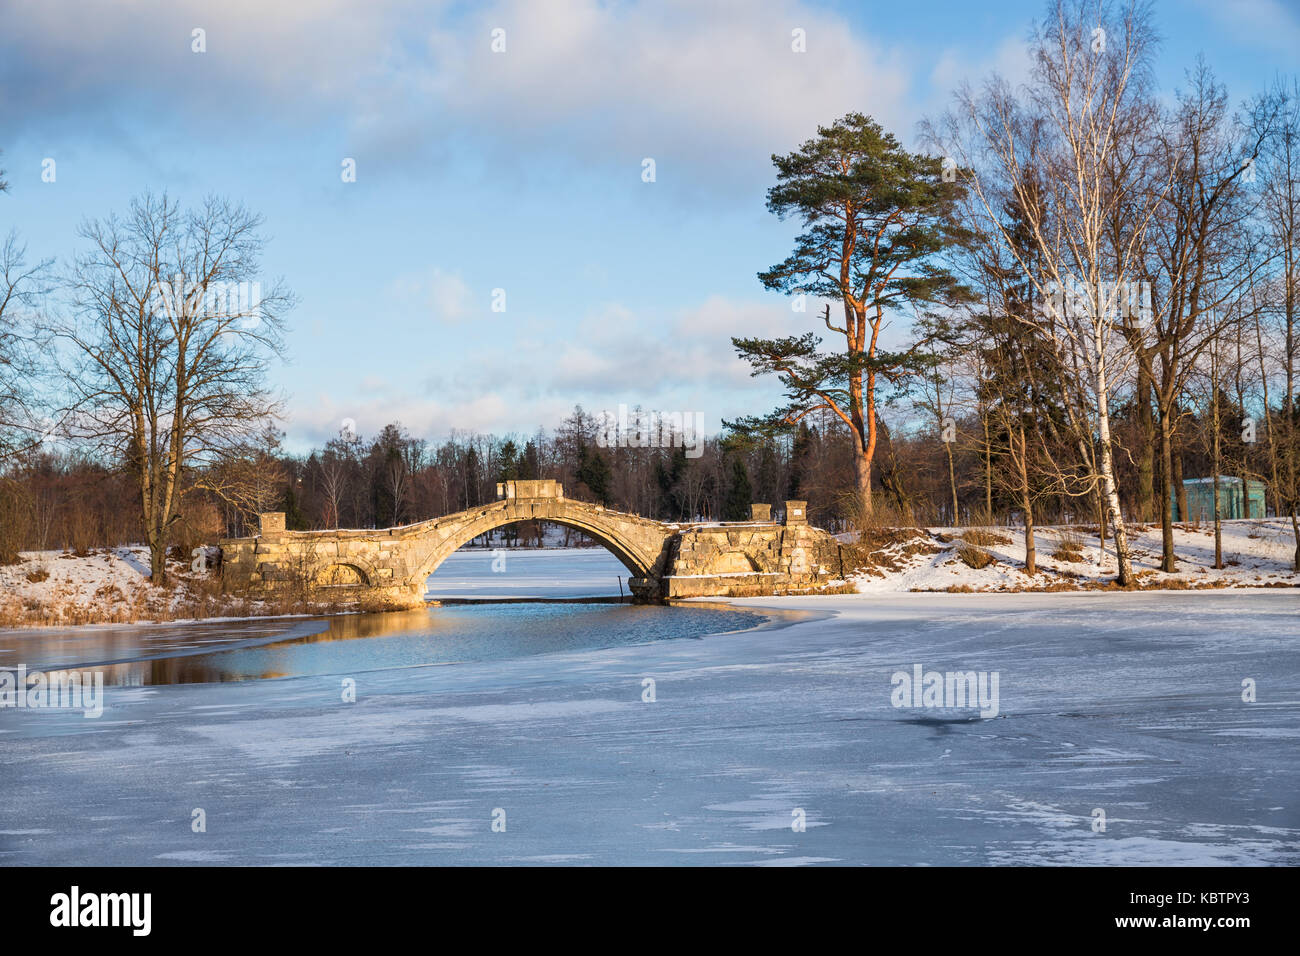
0, 546, 327, 628
845, 518, 1300, 593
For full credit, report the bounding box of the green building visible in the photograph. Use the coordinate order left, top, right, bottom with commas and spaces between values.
1170, 477, 1267, 521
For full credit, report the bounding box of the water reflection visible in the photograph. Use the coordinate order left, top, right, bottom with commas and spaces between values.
0, 602, 770, 687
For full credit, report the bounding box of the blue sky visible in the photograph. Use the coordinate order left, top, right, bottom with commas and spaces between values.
2, 0, 1296, 452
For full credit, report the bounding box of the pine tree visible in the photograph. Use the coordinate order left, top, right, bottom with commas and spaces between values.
728, 112, 972, 514
576, 445, 613, 506
723, 454, 753, 521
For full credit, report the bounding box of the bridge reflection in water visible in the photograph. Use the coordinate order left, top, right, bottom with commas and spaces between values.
3, 602, 776, 687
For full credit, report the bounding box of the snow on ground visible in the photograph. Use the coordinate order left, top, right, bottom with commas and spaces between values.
0, 546, 153, 605
846, 518, 1300, 593
0, 588, 1295, 865
0, 546, 235, 626
1, 546, 177, 616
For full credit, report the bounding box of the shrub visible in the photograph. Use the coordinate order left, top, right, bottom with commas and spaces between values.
1051, 526, 1086, 563
956, 543, 994, 569
960, 508, 1011, 547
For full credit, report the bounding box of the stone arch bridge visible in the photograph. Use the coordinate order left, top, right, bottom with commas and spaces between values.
221, 479, 847, 606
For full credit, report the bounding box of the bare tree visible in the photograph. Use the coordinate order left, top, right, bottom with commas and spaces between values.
1136, 61, 1269, 570
1251, 78, 1300, 568
55, 193, 293, 584
316, 428, 358, 530
205, 422, 290, 529
0, 233, 53, 462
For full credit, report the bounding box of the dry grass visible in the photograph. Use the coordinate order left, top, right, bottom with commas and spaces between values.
1051, 526, 1086, 563
960, 528, 1012, 547
774, 581, 858, 597
839, 490, 928, 572
956, 509, 1011, 548
956, 543, 995, 569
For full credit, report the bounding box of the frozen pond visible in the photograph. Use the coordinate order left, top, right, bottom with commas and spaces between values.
1, 586, 1296, 866
425, 547, 631, 600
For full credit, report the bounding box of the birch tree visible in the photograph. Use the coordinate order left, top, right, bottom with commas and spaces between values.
930, 0, 1165, 584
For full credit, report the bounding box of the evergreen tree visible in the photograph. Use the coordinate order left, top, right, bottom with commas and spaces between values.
576, 445, 613, 505
787, 422, 815, 500
655, 445, 688, 519
497, 440, 520, 482
755, 441, 780, 505
280, 480, 308, 530
728, 112, 972, 513
723, 454, 753, 520
519, 440, 541, 479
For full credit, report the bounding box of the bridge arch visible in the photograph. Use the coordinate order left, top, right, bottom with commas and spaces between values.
409, 499, 663, 590
315, 561, 372, 588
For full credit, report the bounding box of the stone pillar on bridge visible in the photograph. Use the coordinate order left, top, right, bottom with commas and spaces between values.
259, 512, 286, 536
497, 479, 564, 499
783, 501, 807, 525
749, 503, 772, 522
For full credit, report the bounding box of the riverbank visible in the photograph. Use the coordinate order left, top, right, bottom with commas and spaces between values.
2, 519, 1296, 628
845, 517, 1300, 592
0, 546, 356, 629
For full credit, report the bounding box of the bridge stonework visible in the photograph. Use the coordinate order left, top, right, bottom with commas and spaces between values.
219, 481, 847, 606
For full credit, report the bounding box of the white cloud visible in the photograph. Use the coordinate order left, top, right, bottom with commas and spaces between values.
428, 269, 472, 322
387, 267, 474, 323
455, 295, 801, 396
404, 0, 913, 172
4, 0, 921, 185
0, 0, 418, 133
